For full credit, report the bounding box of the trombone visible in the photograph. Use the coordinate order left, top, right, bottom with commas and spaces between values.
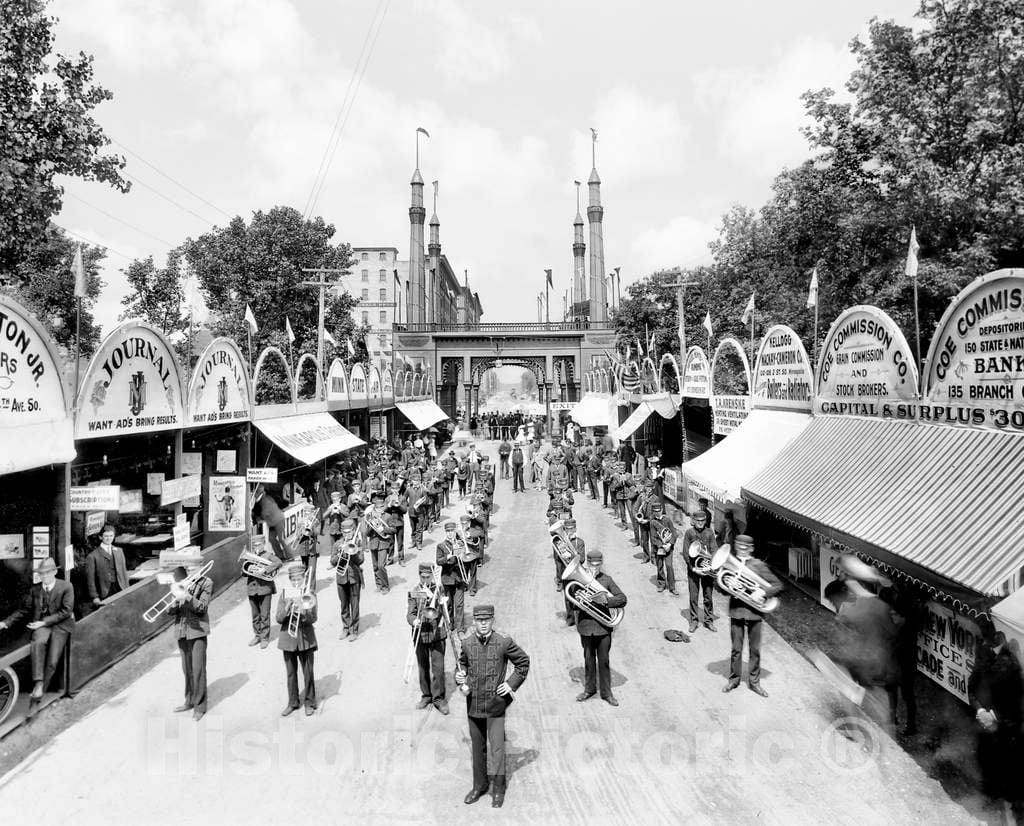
286, 564, 317, 637
143, 561, 214, 623
403, 571, 441, 683
328, 537, 359, 578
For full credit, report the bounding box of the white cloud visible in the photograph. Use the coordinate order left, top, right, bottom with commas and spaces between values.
692, 38, 856, 174
628, 215, 717, 280
570, 85, 691, 183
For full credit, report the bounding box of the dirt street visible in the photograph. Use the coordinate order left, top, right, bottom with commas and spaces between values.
0, 441, 979, 825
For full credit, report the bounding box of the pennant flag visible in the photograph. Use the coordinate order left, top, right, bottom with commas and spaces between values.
324, 329, 337, 347
545, 269, 553, 289
807, 268, 819, 309
590, 127, 598, 143
286, 317, 295, 344
416, 126, 430, 138
635, 336, 644, 359
244, 303, 258, 334
648, 329, 657, 359
346, 338, 356, 357
702, 311, 713, 340
905, 226, 920, 280
72, 244, 87, 298
741, 292, 755, 325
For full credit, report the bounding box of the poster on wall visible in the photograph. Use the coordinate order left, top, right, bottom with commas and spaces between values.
119, 488, 143, 514
146, 472, 165, 495
181, 452, 202, 475
160, 475, 202, 506
818, 541, 846, 611
924, 270, 1024, 432
187, 338, 252, 425
70, 485, 120, 511
661, 468, 680, 505
216, 450, 236, 472
681, 347, 711, 399
917, 601, 978, 704
208, 476, 246, 532
751, 324, 813, 412
75, 322, 184, 440
816, 305, 919, 416
0, 534, 24, 560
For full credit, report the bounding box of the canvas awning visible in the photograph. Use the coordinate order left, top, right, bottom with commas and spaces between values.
570, 393, 612, 428
254, 412, 364, 465
612, 394, 678, 440
396, 399, 450, 431
743, 416, 1024, 601
2, 419, 76, 475
681, 410, 810, 502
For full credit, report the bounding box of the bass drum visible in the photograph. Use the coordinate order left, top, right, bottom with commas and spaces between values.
0, 666, 19, 727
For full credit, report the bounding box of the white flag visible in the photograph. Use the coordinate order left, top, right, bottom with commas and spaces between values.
324, 329, 337, 347
807, 268, 819, 309
286, 317, 295, 344
702, 311, 713, 340
905, 226, 920, 280
741, 292, 755, 325
72, 244, 87, 298
346, 338, 356, 358
244, 303, 258, 334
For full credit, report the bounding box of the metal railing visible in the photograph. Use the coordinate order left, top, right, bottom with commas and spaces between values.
394, 321, 615, 334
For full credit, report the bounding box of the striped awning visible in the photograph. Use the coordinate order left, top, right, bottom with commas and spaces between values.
743, 416, 1024, 600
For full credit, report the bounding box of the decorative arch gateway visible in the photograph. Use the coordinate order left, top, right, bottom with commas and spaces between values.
252, 345, 295, 417
659, 353, 682, 395
710, 337, 752, 438
640, 356, 659, 393
294, 353, 325, 403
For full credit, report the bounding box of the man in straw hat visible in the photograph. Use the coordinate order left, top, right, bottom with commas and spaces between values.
456, 604, 530, 809
0, 557, 74, 703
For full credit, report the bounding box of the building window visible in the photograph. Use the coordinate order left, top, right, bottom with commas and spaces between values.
379, 268, 386, 281
361, 270, 368, 281
361, 288, 368, 300
378, 334, 388, 348
379, 310, 387, 324
379, 288, 387, 302
361, 311, 369, 324
379, 252, 387, 262
361, 252, 368, 260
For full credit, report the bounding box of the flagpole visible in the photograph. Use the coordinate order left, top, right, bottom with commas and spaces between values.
545, 280, 550, 326
74, 296, 81, 404
813, 302, 819, 367
911, 226, 922, 373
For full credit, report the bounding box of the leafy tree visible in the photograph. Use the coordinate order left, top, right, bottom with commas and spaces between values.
5, 223, 104, 356
0, 0, 129, 280
120, 253, 187, 335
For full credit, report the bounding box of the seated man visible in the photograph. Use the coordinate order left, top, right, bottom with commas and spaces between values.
0, 558, 75, 701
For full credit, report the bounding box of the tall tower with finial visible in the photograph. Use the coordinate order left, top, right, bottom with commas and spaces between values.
572, 180, 587, 314
428, 180, 441, 324
408, 127, 429, 324
587, 128, 607, 322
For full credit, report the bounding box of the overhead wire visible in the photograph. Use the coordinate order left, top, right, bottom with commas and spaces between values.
64, 191, 177, 247
51, 224, 135, 262
121, 171, 221, 226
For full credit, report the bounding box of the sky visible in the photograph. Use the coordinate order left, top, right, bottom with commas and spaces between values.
49, 0, 922, 335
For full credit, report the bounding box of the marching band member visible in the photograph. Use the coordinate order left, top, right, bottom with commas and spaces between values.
407, 470, 428, 549
573, 550, 627, 706
635, 479, 656, 562
683, 508, 718, 633
325, 490, 348, 546
436, 522, 468, 633
408, 563, 449, 715
650, 503, 678, 594
294, 518, 319, 579
460, 514, 485, 594
426, 471, 442, 527
245, 540, 280, 648
330, 519, 364, 641
364, 491, 395, 594
586, 447, 602, 500
723, 535, 781, 697
384, 493, 408, 566
168, 558, 212, 721
276, 561, 318, 716
456, 604, 531, 809
554, 518, 585, 627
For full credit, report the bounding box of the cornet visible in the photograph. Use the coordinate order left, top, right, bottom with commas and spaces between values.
709, 546, 779, 613
286, 564, 317, 637
143, 561, 214, 623
562, 558, 624, 628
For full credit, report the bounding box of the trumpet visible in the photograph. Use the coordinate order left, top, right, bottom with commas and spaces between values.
286, 564, 317, 637
688, 540, 715, 576
143, 561, 213, 623
710, 546, 779, 613
562, 558, 624, 628
548, 520, 577, 566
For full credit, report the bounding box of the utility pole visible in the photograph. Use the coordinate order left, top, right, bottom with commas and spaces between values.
665, 271, 696, 461
300, 267, 349, 395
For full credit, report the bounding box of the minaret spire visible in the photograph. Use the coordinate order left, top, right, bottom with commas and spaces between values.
587, 127, 607, 322
408, 128, 428, 324
572, 180, 586, 311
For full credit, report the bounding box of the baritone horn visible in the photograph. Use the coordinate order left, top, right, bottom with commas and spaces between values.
562, 558, 623, 628
710, 545, 779, 613
688, 540, 715, 576
548, 520, 577, 566
143, 561, 214, 623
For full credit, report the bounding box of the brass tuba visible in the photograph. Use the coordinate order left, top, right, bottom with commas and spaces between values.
709, 546, 779, 613
548, 520, 577, 566
562, 558, 624, 628
688, 540, 715, 576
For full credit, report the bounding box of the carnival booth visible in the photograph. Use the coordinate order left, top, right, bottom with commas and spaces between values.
679, 346, 713, 460
346, 362, 369, 440
569, 386, 614, 442
0, 296, 76, 730
742, 291, 1024, 706
395, 370, 449, 445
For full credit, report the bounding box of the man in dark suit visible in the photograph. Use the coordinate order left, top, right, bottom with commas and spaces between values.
84, 524, 128, 612
436, 522, 468, 633
363, 492, 396, 594
330, 519, 364, 641
276, 561, 318, 716
408, 563, 448, 714
384, 493, 408, 566
0, 557, 74, 700
168, 558, 213, 721
683, 509, 718, 633
650, 503, 678, 594
723, 535, 782, 697
244, 537, 279, 649
456, 604, 530, 809
573, 550, 627, 707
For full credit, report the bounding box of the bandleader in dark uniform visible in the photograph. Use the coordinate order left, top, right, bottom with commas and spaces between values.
722, 535, 781, 697
456, 604, 530, 809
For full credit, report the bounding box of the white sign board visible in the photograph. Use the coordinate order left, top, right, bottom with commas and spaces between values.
187, 337, 252, 425
246, 467, 279, 484
682, 347, 711, 399
752, 324, 813, 412
712, 395, 751, 436
173, 523, 191, 550
917, 601, 979, 704
160, 475, 202, 506
70, 485, 120, 511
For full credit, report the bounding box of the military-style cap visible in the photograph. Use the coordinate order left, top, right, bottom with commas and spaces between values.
286, 560, 305, 575
418, 562, 433, 573
444, 521, 457, 529
341, 518, 356, 529
370, 490, 385, 500
690, 509, 707, 521
734, 535, 754, 555
564, 519, 577, 528
586, 550, 603, 563
472, 604, 494, 618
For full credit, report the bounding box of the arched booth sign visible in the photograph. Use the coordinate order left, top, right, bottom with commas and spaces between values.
0, 295, 76, 473
711, 337, 752, 436
425, 375, 435, 398
816, 305, 918, 417
186, 337, 252, 426
349, 363, 368, 405
326, 358, 350, 411
411, 372, 423, 397
294, 352, 326, 414
641, 357, 659, 393
394, 370, 406, 400
751, 325, 813, 413
382, 368, 394, 403
681, 347, 711, 399
659, 353, 682, 397
368, 366, 382, 403
252, 346, 296, 420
